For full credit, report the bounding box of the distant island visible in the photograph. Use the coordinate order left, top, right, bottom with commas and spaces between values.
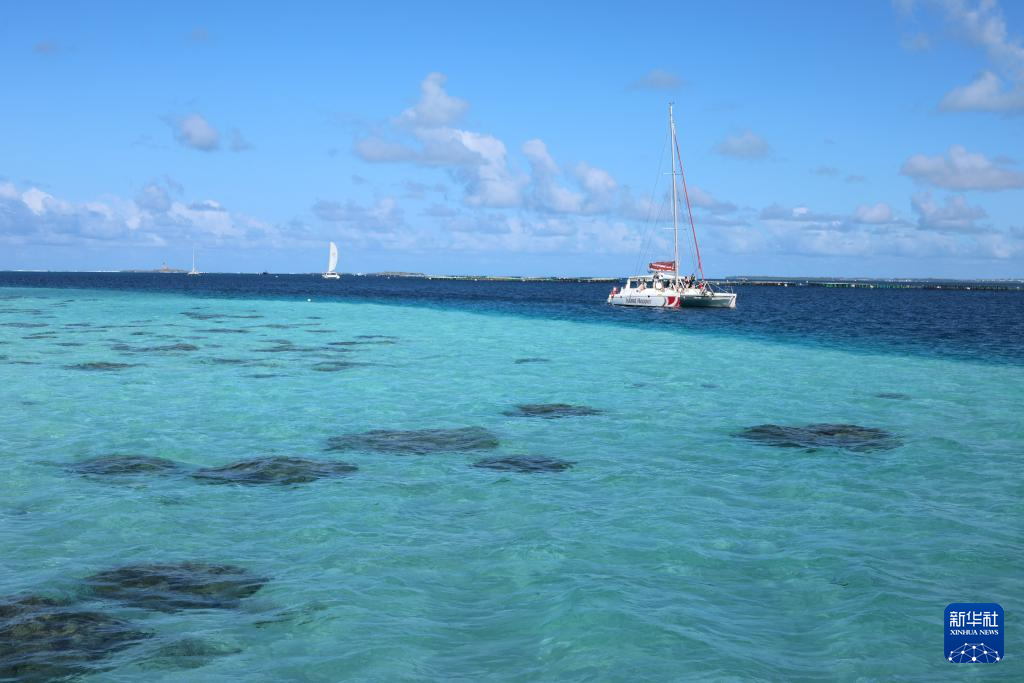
121, 262, 186, 274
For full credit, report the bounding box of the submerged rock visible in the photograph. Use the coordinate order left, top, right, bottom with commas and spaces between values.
182, 312, 261, 321
146, 637, 243, 670
191, 456, 358, 486
0, 594, 150, 681
65, 362, 140, 371
502, 403, 603, 419
84, 562, 267, 611
327, 427, 500, 455
736, 423, 901, 452
310, 361, 360, 372
472, 455, 575, 473
67, 455, 186, 477
875, 392, 911, 400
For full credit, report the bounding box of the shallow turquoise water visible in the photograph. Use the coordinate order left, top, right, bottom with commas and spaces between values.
1, 286, 1021, 680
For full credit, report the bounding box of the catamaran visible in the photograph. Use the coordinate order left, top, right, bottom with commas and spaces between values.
608, 104, 736, 309
187, 248, 201, 276
322, 241, 340, 279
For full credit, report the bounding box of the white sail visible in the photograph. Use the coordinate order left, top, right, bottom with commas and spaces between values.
327, 242, 339, 273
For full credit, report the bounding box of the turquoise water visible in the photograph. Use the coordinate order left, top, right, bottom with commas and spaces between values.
1, 285, 1021, 680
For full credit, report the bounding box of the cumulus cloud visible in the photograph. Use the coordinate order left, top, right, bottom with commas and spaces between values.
939, 70, 1024, 112
169, 113, 220, 151
398, 72, 469, 127
913, 0, 1024, 113
522, 139, 583, 213
900, 144, 1024, 190
355, 73, 634, 213
688, 187, 737, 214
0, 179, 278, 248
911, 191, 988, 232
135, 183, 172, 212
852, 202, 895, 224
714, 130, 771, 159
628, 69, 683, 91
760, 204, 840, 223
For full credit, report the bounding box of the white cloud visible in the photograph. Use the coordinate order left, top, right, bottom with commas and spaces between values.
688, 187, 737, 214
852, 202, 895, 224
915, 0, 1024, 113
170, 113, 220, 151
136, 183, 171, 212
939, 71, 1024, 112
522, 139, 583, 213
900, 144, 1024, 190
398, 72, 469, 127
911, 191, 988, 232
0, 179, 278, 248
760, 204, 840, 223
714, 130, 771, 159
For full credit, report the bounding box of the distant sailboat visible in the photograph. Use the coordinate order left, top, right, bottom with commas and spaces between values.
322, 241, 340, 279
187, 248, 201, 276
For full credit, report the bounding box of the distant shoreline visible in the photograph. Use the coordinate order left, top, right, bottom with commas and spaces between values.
0, 270, 1021, 291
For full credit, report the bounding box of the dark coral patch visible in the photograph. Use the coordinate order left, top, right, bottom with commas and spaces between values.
0, 595, 150, 681
327, 427, 500, 455
65, 362, 140, 371
328, 339, 396, 346
181, 312, 262, 321
191, 456, 358, 486
310, 361, 360, 372
502, 403, 603, 419
113, 343, 199, 353
513, 357, 550, 364
67, 455, 185, 477
84, 562, 267, 612
736, 423, 901, 452
146, 637, 243, 670
472, 455, 575, 473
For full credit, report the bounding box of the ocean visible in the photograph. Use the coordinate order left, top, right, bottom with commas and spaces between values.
0, 272, 1020, 681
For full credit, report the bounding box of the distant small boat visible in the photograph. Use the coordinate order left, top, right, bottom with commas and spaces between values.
187, 248, 201, 276
322, 241, 340, 279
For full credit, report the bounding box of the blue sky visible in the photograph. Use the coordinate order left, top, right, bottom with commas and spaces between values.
1, 0, 1022, 277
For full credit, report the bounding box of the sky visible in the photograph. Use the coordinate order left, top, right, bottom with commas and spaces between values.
1, 0, 1022, 278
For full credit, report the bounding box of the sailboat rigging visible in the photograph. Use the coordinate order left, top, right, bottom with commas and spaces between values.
607, 104, 736, 309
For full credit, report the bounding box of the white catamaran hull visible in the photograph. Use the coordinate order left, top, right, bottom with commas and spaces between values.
607, 289, 736, 308
608, 293, 680, 308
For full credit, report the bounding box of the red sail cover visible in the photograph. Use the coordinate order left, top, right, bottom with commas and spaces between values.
648, 261, 675, 272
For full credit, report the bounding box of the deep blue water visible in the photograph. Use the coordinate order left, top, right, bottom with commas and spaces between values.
2, 272, 1022, 365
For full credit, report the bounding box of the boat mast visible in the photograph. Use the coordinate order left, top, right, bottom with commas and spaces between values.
673, 109, 705, 282
669, 103, 680, 283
